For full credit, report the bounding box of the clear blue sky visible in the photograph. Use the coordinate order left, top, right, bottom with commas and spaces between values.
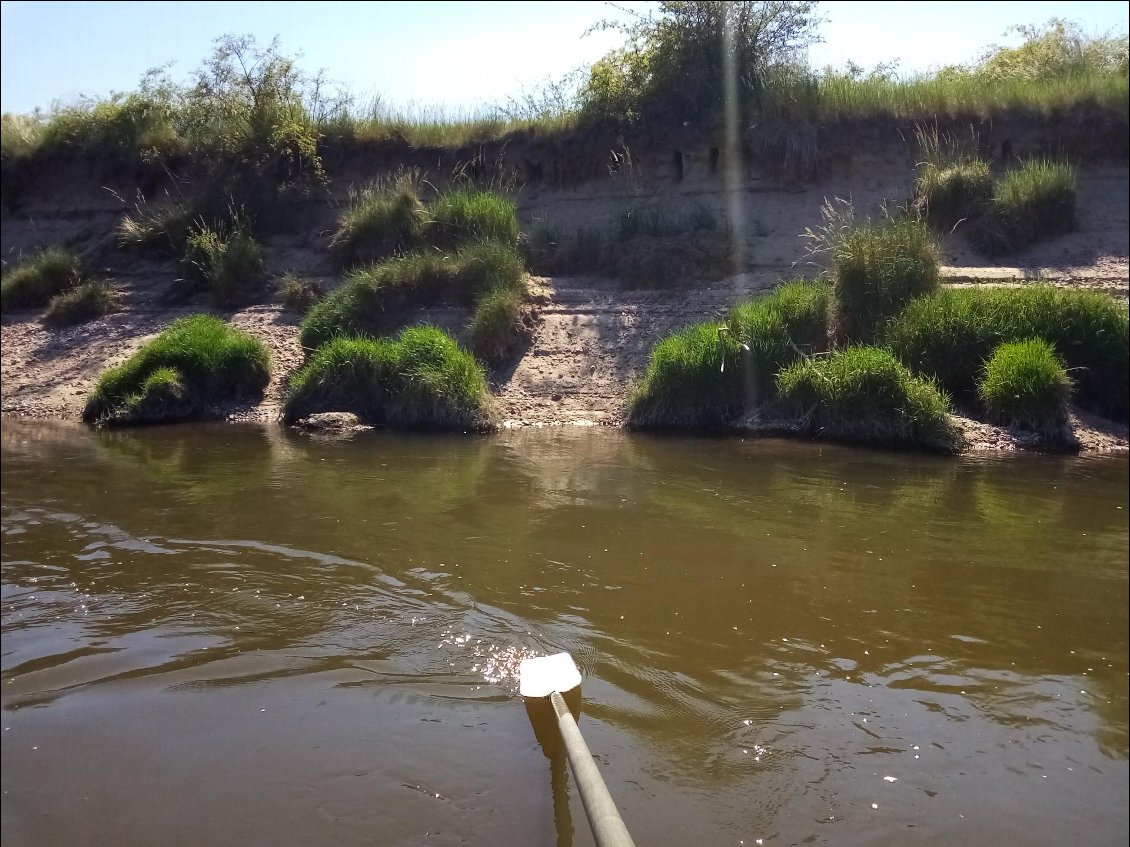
1, 1, 1127, 115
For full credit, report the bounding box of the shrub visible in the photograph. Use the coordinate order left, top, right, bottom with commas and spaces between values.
83, 314, 270, 424
469, 287, 532, 364
299, 241, 525, 349
974, 160, 1076, 254
916, 158, 993, 230
978, 339, 1071, 433
330, 180, 429, 268
283, 326, 489, 430
183, 216, 264, 307
627, 322, 745, 428
887, 285, 1128, 421
830, 216, 940, 342
430, 189, 519, 248
279, 273, 322, 312
43, 281, 121, 326
776, 346, 958, 451
1, 247, 82, 310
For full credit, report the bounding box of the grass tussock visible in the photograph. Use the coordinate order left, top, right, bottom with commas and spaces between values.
973, 160, 1077, 254
279, 273, 323, 313
629, 279, 832, 428
978, 339, 1072, 433
330, 178, 429, 268
284, 326, 489, 429
299, 241, 525, 349
43, 281, 121, 326
182, 215, 264, 307
83, 314, 270, 425
430, 189, 519, 248
1, 247, 83, 310
117, 201, 196, 255
886, 285, 1129, 421
916, 157, 993, 231
776, 346, 958, 451
810, 206, 940, 343
469, 287, 533, 364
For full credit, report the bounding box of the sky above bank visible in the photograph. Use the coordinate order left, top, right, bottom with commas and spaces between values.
1, 0, 1127, 115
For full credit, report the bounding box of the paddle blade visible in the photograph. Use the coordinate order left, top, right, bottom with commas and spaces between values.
519, 652, 582, 698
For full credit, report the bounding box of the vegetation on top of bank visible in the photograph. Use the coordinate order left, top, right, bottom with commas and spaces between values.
2, 15, 1125, 170
83, 314, 270, 425
283, 326, 489, 430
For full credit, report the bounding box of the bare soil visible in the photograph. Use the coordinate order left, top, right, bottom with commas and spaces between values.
2, 158, 1127, 454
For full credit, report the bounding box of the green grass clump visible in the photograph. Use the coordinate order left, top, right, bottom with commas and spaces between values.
830, 216, 940, 343
284, 326, 489, 430
627, 322, 744, 428
183, 217, 264, 307
299, 241, 525, 349
1, 247, 83, 310
916, 158, 993, 231
83, 314, 270, 425
974, 160, 1077, 254
117, 202, 196, 256
43, 281, 121, 326
776, 346, 958, 451
330, 181, 429, 268
279, 273, 322, 313
630, 279, 832, 428
978, 339, 1072, 433
469, 287, 532, 364
887, 285, 1128, 421
430, 189, 519, 248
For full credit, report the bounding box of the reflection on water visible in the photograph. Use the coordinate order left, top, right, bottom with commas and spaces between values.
2, 420, 1127, 846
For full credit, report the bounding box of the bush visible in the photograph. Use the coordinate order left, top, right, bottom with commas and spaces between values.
469, 287, 532, 364
330, 180, 429, 268
830, 216, 940, 342
83, 314, 270, 424
887, 285, 1128, 421
627, 322, 745, 428
183, 216, 264, 307
978, 339, 1071, 433
1, 247, 83, 310
43, 281, 121, 326
916, 158, 993, 230
283, 326, 489, 430
299, 241, 525, 349
430, 189, 519, 248
973, 160, 1076, 254
279, 273, 322, 312
776, 346, 958, 451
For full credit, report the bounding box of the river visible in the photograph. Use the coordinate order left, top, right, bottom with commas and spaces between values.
2, 420, 1127, 846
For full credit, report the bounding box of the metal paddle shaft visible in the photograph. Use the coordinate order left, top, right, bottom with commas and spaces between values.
549, 689, 636, 847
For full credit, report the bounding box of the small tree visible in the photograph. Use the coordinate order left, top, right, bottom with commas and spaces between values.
579, 1, 821, 126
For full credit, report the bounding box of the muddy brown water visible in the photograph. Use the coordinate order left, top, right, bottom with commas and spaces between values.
1, 421, 1127, 847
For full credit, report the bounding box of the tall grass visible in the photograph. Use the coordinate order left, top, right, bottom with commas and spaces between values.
117, 202, 196, 256
886, 286, 1129, 421
430, 189, 520, 248
284, 326, 489, 429
973, 160, 1077, 254
300, 241, 525, 349
978, 339, 1072, 433
0, 247, 83, 310
468, 287, 533, 364
776, 346, 958, 451
182, 215, 264, 307
83, 314, 270, 424
916, 158, 993, 231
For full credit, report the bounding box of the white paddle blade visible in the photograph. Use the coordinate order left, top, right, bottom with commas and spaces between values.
519, 652, 582, 698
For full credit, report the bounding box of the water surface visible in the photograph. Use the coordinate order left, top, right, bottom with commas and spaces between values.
2, 421, 1127, 846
